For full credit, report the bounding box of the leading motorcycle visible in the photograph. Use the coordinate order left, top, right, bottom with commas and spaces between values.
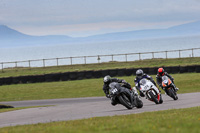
109, 82, 143, 109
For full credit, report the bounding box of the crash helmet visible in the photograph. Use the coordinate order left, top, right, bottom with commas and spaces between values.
158, 68, 165, 76
136, 69, 144, 79
103, 75, 111, 83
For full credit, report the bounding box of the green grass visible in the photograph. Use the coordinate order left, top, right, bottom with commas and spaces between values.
0, 106, 199, 133
0, 73, 200, 102
1, 57, 200, 78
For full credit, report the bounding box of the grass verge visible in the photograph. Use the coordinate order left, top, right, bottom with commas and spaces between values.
0, 73, 200, 102
0, 106, 199, 133
0, 57, 200, 78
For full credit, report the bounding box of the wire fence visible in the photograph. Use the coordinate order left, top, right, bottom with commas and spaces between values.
1, 47, 200, 72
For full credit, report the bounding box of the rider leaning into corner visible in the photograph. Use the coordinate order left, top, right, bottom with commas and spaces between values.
156, 67, 179, 92
134, 69, 160, 97
102, 75, 132, 105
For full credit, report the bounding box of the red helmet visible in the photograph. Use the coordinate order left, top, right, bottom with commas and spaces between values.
158, 68, 165, 76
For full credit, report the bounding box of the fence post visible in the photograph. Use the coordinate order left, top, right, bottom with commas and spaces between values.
111, 55, 113, 61
192, 49, 194, 57
56, 58, 59, 66
179, 50, 181, 58
70, 57, 73, 65
43, 59, 45, 67
165, 51, 168, 59
125, 54, 127, 62
97, 55, 100, 63
84, 56, 86, 64
152, 52, 154, 59
15, 62, 17, 68
139, 53, 141, 60
1, 63, 3, 73
28, 60, 31, 68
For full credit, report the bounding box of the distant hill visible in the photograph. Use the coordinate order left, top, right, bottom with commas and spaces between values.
81, 20, 200, 42
1, 20, 200, 47
0, 25, 73, 47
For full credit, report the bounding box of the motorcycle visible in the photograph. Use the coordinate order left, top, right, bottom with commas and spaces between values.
109, 82, 143, 109
161, 76, 178, 100
139, 79, 163, 104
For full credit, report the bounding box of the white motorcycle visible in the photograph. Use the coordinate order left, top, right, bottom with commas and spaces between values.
139, 79, 163, 104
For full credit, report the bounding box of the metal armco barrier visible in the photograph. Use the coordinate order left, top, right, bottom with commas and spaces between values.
0, 65, 200, 86
1, 47, 200, 71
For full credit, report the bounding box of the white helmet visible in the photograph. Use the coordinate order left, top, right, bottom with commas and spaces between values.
136, 69, 144, 79
104, 75, 111, 83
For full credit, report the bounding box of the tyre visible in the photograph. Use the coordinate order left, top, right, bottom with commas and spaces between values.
118, 93, 133, 109
148, 91, 159, 104
168, 89, 178, 100
159, 95, 163, 104
134, 97, 143, 108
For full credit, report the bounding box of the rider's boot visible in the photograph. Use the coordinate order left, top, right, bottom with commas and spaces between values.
159, 93, 163, 104
111, 97, 117, 106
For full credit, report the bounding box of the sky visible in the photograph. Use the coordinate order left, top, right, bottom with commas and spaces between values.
0, 0, 200, 37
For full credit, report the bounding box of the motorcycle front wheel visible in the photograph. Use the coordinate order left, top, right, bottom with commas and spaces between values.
134, 96, 143, 108
168, 88, 178, 100
118, 93, 133, 109
148, 91, 159, 104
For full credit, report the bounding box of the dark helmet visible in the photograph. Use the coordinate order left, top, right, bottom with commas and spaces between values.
158, 68, 165, 76
103, 75, 111, 83
136, 69, 143, 79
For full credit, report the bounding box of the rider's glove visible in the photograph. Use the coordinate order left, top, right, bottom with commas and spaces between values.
122, 80, 126, 83
106, 94, 111, 98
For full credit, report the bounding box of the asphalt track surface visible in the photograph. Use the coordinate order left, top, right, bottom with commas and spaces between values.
0, 92, 200, 128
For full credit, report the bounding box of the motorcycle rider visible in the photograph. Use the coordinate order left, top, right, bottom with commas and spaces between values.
156, 67, 179, 92
103, 75, 131, 105
134, 69, 159, 97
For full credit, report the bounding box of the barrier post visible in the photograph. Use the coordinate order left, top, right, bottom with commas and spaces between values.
125, 54, 127, 62
179, 50, 181, 58
111, 55, 113, 61
97, 56, 100, 63
56, 58, 59, 66
70, 57, 72, 65
28, 60, 31, 68
139, 53, 141, 60
84, 56, 86, 64
165, 51, 168, 59
1, 63, 3, 72
15, 62, 17, 68
152, 52, 154, 59
15, 62, 17, 71
43, 59, 45, 67
192, 49, 194, 57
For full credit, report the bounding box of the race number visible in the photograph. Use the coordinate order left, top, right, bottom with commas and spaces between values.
112, 88, 118, 94
144, 85, 149, 90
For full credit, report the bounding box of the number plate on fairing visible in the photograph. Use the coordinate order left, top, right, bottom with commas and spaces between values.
111, 88, 118, 94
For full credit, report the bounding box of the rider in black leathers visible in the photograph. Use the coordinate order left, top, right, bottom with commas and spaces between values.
103, 75, 131, 105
